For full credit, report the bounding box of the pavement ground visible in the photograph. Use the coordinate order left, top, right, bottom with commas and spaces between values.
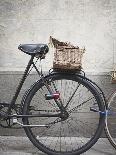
0, 136, 115, 155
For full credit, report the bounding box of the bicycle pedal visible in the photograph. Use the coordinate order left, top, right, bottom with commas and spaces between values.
90, 107, 98, 112
45, 92, 60, 100
13, 117, 18, 124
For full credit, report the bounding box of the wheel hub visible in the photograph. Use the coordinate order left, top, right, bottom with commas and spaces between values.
60, 111, 69, 121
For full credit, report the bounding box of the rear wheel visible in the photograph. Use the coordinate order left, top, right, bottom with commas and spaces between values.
23, 73, 105, 155
105, 91, 116, 149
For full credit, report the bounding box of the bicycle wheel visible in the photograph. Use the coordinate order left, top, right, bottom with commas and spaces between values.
105, 91, 116, 149
22, 73, 105, 155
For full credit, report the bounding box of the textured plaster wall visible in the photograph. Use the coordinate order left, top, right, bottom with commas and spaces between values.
0, 0, 116, 73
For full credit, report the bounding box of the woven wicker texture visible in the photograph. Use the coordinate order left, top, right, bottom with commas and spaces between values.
49, 36, 85, 70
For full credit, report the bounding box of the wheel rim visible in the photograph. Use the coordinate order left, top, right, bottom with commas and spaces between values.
105, 92, 116, 147
23, 75, 104, 154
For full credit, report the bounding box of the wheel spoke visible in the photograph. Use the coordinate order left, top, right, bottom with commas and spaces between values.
23, 74, 104, 154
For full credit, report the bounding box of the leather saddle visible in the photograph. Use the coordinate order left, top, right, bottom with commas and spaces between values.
18, 44, 49, 58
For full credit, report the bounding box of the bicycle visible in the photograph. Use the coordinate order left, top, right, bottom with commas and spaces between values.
0, 43, 106, 155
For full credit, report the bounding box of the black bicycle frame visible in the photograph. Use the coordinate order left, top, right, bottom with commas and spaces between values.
1, 54, 106, 121
7, 55, 35, 113
5, 55, 61, 119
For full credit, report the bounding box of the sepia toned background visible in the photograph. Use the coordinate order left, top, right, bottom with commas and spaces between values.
0, 0, 115, 72
0, 0, 116, 137
0, 1, 116, 155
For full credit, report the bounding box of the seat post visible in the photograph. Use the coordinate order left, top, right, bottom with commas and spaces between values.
8, 55, 35, 113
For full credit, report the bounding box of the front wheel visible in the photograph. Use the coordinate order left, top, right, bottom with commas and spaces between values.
105, 91, 116, 149
22, 73, 105, 155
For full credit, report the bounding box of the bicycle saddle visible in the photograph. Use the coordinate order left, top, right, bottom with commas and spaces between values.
18, 44, 49, 57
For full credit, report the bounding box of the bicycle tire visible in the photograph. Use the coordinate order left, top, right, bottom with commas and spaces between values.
105, 91, 116, 149
22, 72, 105, 155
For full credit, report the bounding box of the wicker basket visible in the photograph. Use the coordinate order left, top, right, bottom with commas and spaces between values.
49, 36, 85, 71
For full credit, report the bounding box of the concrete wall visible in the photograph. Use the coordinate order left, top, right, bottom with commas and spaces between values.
0, 0, 116, 73
0, 72, 116, 136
